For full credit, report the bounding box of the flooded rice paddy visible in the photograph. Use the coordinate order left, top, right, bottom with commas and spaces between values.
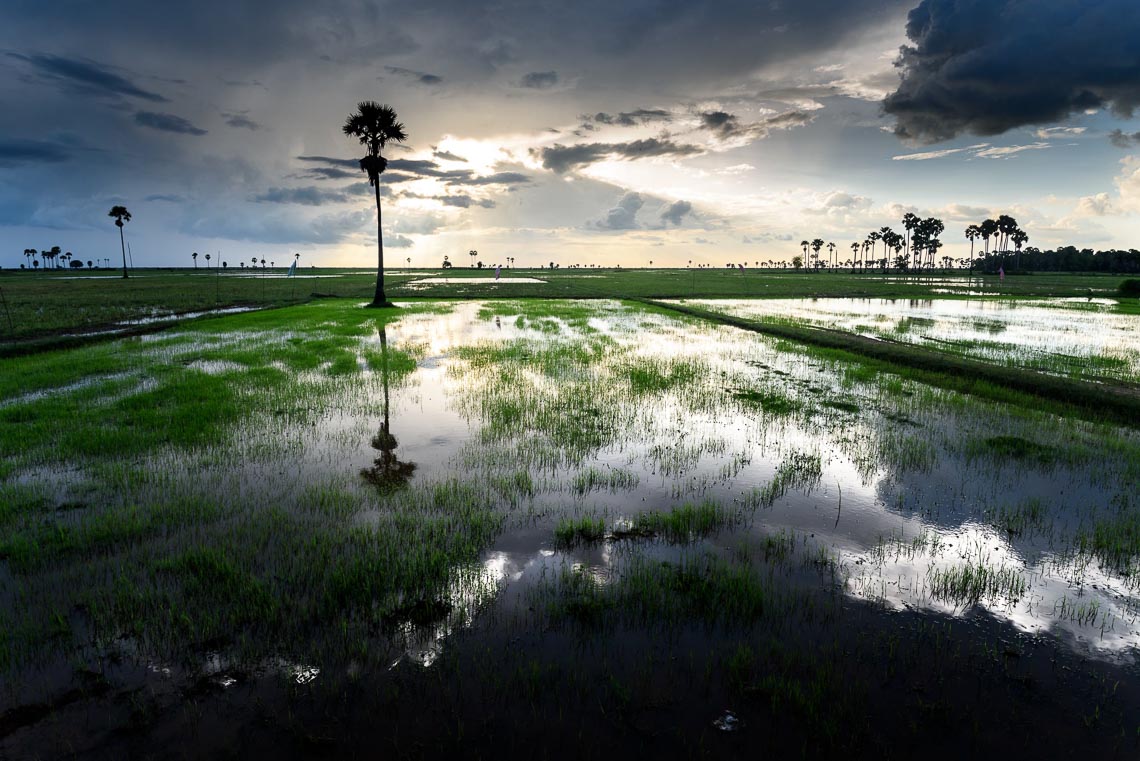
2, 297, 1140, 757
684, 296, 1140, 383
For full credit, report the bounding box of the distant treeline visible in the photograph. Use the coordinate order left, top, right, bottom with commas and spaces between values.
978, 246, 1140, 273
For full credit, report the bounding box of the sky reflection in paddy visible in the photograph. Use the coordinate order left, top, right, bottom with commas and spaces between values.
333, 299, 1140, 662
682, 297, 1140, 381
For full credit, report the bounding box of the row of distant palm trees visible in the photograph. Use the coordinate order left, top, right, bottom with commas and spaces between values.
964, 215, 1029, 269
801, 212, 1030, 273
191, 251, 298, 269
21, 247, 81, 269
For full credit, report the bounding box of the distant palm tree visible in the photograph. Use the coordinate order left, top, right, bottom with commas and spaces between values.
108, 205, 131, 278
469, 249, 477, 268
996, 214, 1017, 255
1011, 228, 1028, 269
965, 225, 980, 262
205, 253, 211, 267
23, 249, 35, 269
826, 242, 836, 269
192, 251, 199, 269
901, 213, 919, 261
980, 218, 998, 255
810, 239, 824, 270
343, 101, 407, 308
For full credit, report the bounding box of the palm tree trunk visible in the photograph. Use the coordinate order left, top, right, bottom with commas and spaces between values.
119, 225, 128, 279
371, 181, 387, 307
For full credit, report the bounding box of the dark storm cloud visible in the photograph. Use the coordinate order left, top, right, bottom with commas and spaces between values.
134, 111, 208, 136
536, 139, 703, 173
519, 71, 558, 89
387, 158, 471, 180
433, 150, 467, 162
299, 166, 358, 180
699, 111, 740, 137
402, 191, 495, 208
252, 186, 357, 205
380, 0, 910, 92
591, 108, 673, 126
659, 200, 692, 226
384, 65, 444, 85
223, 112, 262, 130
7, 52, 167, 102
294, 155, 528, 188
884, 0, 1140, 143
696, 109, 815, 141
0, 139, 70, 168
1109, 129, 1140, 148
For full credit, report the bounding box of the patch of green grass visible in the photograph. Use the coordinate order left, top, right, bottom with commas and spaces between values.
968, 435, 1059, 464
928, 562, 1027, 605
1078, 501, 1140, 580
632, 501, 732, 542
732, 388, 802, 415
622, 359, 700, 395
572, 466, 639, 495
746, 452, 823, 508
554, 515, 606, 547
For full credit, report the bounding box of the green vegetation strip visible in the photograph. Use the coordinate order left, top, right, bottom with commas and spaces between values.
640, 298, 1140, 426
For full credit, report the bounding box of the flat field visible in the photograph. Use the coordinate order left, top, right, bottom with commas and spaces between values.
2, 272, 1140, 758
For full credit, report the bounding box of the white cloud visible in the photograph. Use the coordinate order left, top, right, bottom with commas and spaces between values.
974, 142, 1051, 159
1035, 126, 1086, 139
892, 144, 989, 161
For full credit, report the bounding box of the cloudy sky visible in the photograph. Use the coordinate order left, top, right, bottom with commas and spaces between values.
2, 0, 1140, 269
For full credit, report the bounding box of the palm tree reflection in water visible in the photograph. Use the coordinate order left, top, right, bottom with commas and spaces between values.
361, 327, 417, 492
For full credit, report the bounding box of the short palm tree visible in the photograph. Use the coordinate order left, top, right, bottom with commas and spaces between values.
108, 205, 131, 278
343, 101, 407, 307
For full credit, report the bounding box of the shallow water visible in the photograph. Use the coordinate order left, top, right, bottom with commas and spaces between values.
4, 297, 1140, 755
682, 296, 1140, 381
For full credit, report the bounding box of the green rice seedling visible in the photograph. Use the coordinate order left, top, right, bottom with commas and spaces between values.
750, 451, 823, 508
928, 562, 1027, 605
990, 498, 1047, 537
622, 358, 700, 395
965, 435, 1059, 465
571, 466, 639, 495
632, 500, 732, 542
732, 388, 802, 415
554, 515, 606, 547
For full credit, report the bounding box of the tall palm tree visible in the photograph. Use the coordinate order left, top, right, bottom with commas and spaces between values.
108, 206, 131, 278
343, 101, 407, 308
995, 214, 1017, 255
980, 218, 998, 255
826, 242, 836, 270
965, 225, 980, 262
849, 242, 860, 272
1011, 228, 1029, 270
810, 239, 824, 270
192, 251, 199, 269
901, 213, 919, 262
